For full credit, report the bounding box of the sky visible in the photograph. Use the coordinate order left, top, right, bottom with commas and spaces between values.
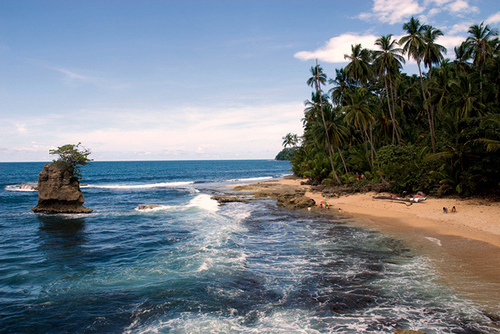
0, 0, 499, 162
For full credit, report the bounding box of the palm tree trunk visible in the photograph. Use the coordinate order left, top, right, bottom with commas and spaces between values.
384, 74, 397, 145
417, 59, 436, 153
338, 147, 349, 175
388, 74, 401, 145
364, 125, 388, 184
317, 85, 342, 185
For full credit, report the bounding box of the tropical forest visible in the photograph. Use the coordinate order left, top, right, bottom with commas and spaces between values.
282, 17, 500, 197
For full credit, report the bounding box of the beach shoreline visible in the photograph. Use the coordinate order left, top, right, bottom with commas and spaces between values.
234, 176, 500, 314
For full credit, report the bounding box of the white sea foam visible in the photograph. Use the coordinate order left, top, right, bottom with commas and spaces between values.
83, 181, 194, 189
187, 194, 219, 212
425, 236, 442, 246
134, 204, 182, 212
5, 184, 38, 192
227, 176, 273, 182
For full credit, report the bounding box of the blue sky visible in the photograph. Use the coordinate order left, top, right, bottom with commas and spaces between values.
1, 0, 499, 162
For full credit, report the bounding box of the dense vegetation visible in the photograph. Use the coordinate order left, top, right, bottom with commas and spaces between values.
290, 18, 500, 196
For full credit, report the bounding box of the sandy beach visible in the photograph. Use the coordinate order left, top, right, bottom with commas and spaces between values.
235, 177, 500, 314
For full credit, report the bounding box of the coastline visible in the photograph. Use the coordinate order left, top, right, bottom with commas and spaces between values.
235, 176, 500, 314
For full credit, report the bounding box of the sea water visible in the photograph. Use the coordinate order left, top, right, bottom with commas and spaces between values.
0, 160, 498, 333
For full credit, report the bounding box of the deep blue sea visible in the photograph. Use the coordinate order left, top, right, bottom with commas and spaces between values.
0, 160, 498, 333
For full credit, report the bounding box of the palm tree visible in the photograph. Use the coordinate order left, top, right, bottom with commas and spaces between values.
454, 42, 472, 73
422, 26, 446, 77
282, 133, 299, 148
341, 88, 387, 183
373, 34, 405, 145
464, 22, 499, 100
306, 61, 342, 184
400, 17, 437, 152
422, 26, 446, 153
344, 44, 372, 87
341, 88, 376, 165
328, 68, 353, 107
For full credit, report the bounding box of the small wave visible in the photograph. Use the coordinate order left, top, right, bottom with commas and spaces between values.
187, 194, 219, 212
5, 184, 38, 192
83, 181, 195, 189
227, 176, 273, 182
134, 204, 184, 212
425, 236, 442, 246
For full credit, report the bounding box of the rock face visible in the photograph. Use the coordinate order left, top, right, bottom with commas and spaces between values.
32, 163, 93, 213
275, 190, 313, 209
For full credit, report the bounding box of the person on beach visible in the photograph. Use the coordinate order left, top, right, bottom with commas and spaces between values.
451, 206, 456, 213
443, 207, 448, 214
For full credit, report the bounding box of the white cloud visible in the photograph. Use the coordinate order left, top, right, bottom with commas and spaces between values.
16, 123, 27, 133
358, 0, 425, 24
438, 35, 467, 55
486, 11, 500, 25
446, 21, 473, 35
0, 102, 305, 161
294, 33, 380, 63
359, 0, 480, 24
445, 0, 479, 14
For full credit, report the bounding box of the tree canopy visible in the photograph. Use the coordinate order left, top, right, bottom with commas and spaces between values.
290, 18, 500, 196
49, 142, 93, 180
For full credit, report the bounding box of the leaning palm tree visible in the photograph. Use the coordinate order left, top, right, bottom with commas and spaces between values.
282, 133, 299, 148
422, 26, 446, 153
464, 22, 499, 100
400, 17, 437, 152
306, 61, 342, 184
373, 34, 405, 145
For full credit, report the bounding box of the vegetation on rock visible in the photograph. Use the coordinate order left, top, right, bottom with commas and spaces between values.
49, 142, 93, 180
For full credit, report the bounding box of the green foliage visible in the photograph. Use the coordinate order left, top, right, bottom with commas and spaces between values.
275, 147, 298, 160
49, 142, 93, 180
289, 18, 500, 196
377, 145, 427, 192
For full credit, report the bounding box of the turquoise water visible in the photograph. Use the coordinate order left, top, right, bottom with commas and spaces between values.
0, 160, 497, 333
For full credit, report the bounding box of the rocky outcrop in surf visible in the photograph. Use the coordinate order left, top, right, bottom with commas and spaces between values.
32, 163, 93, 214
136, 204, 163, 210
394, 329, 428, 334
234, 181, 313, 210
211, 195, 251, 204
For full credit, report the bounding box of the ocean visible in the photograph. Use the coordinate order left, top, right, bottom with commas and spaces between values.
0, 160, 497, 333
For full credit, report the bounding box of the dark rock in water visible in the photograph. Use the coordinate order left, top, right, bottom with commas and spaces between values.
394, 329, 429, 334
136, 204, 163, 210
275, 190, 312, 209
211, 195, 250, 204
32, 163, 93, 214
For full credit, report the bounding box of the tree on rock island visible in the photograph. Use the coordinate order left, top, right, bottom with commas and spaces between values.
32, 143, 93, 214
49, 142, 93, 180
